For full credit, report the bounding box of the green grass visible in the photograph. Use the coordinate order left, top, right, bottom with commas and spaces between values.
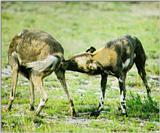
2, 2, 160, 132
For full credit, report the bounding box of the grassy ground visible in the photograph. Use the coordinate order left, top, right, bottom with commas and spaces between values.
1, 2, 160, 132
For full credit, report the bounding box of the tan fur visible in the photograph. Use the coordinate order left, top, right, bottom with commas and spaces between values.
92, 47, 117, 68
75, 54, 92, 71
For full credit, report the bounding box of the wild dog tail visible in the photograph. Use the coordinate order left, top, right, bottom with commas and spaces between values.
134, 37, 147, 68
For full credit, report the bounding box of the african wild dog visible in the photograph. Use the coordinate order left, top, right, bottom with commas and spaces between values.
62, 35, 151, 116
7, 29, 76, 116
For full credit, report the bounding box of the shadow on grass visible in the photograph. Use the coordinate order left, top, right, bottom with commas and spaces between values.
74, 104, 111, 118
75, 105, 97, 117
127, 92, 159, 121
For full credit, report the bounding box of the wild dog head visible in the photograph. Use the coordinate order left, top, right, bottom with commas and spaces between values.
62, 46, 103, 74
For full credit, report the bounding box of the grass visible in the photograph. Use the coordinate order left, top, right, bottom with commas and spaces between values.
1, 1, 160, 132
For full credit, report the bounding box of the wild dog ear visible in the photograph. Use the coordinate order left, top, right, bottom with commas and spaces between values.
86, 46, 96, 53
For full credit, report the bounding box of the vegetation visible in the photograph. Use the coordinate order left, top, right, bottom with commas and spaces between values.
2, 2, 160, 132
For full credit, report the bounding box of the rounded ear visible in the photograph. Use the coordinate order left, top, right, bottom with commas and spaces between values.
86, 46, 96, 53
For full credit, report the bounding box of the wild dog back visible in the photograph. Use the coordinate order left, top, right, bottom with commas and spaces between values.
92, 35, 140, 72
8, 29, 64, 65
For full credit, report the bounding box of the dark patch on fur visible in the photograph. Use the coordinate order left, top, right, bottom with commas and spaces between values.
19, 65, 31, 79
62, 59, 79, 72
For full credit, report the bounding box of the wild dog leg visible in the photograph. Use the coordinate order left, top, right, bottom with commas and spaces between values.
29, 80, 35, 110
97, 74, 108, 111
134, 47, 151, 97
91, 74, 107, 116
139, 70, 151, 97
31, 75, 48, 116
118, 73, 127, 116
7, 56, 19, 111
56, 70, 76, 117
136, 66, 151, 97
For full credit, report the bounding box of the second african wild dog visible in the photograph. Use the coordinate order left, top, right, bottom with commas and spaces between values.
62, 35, 151, 116
7, 29, 76, 116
